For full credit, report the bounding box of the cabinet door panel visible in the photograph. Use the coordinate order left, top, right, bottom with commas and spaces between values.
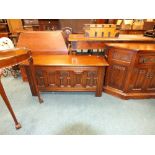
107, 64, 128, 91
128, 68, 148, 92
146, 69, 155, 91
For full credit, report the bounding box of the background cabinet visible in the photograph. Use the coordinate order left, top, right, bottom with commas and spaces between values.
0, 19, 10, 37
0, 19, 23, 45
38, 19, 60, 30
146, 68, 155, 91
22, 19, 60, 31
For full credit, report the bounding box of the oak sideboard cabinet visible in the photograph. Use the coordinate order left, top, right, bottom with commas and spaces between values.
104, 43, 155, 99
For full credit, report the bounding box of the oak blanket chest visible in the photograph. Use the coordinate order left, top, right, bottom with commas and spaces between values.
22, 55, 109, 97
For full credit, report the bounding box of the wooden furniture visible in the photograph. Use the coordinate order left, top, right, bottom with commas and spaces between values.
0, 48, 43, 129
95, 19, 109, 24
17, 31, 68, 55
69, 34, 155, 55
0, 33, 9, 38
104, 43, 155, 99
69, 33, 155, 99
7, 19, 23, 33
22, 55, 109, 97
68, 37, 106, 55
0, 19, 10, 38
119, 30, 145, 34
95, 19, 117, 24
22, 19, 39, 31
69, 34, 155, 43
117, 19, 152, 32
59, 19, 94, 33
6, 19, 24, 45
143, 21, 155, 30
22, 19, 60, 31
84, 24, 119, 38
0, 19, 23, 44
38, 19, 60, 31
17, 31, 68, 81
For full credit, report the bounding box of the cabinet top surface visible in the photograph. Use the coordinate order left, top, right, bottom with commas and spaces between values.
17, 31, 68, 54
69, 34, 155, 42
105, 43, 155, 51
22, 55, 109, 67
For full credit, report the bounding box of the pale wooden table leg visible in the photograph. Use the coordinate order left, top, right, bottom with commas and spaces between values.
0, 79, 21, 129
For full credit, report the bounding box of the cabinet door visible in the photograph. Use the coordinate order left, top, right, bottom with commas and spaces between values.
105, 47, 134, 91
106, 63, 128, 91
134, 53, 155, 92
145, 68, 155, 92
128, 68, 149, 92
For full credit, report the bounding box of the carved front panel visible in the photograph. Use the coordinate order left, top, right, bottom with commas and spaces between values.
112, 50, 133, 62
128, 67, 155, 93
146, 69, 155, 91
36, 70, 45, 86
108, 64, 127, 91
35, 67, 98, 90
128, 68, 148, 92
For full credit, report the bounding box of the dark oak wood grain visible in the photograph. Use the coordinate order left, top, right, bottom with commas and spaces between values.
69, 34, 155, 43
17, 31, 68, 55
104, 43, 155, 99
22, 55, 109, 97
68, 34, 155, 55
17, 31, 68, 81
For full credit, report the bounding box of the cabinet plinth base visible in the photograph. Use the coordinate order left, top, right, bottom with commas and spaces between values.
104, 86, 155, 100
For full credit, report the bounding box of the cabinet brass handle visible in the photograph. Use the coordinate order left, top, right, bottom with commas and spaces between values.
150, 73, 153, 79
146, 73, 154, 79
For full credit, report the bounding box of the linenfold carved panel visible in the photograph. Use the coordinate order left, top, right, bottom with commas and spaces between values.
35, 68, 97, 89
108, 64, 127, 90
128, 68, 147, 92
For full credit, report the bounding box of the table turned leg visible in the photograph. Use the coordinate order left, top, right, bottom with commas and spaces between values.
28, 57, 43, 103
0, 80, 21, 129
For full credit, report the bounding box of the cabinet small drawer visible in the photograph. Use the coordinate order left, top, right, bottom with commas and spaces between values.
138, 55, 155, 65
111, 49, 133, 62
